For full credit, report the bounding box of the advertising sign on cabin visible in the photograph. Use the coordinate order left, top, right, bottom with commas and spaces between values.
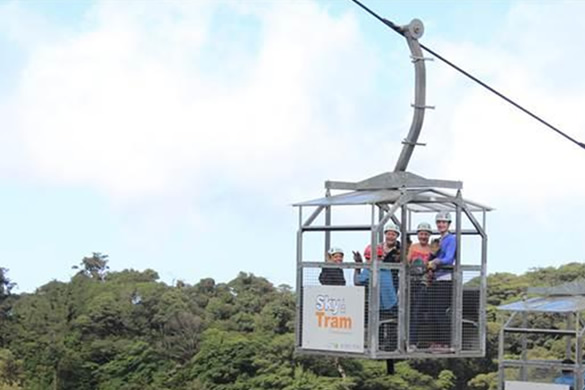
302, 286, 365, 353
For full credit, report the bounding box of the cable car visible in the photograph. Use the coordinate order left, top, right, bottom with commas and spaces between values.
497, 282, 585, 390
293, 18, 492, 362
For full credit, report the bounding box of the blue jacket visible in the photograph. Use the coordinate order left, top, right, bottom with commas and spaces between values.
436, 233, 456, 266
356, 268, 397, 310
554, 372, 585, 389
554, 374, 574, 386
435, 233, 456, 281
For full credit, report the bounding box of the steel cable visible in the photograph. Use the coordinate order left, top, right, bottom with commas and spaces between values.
351, 0, 585, 151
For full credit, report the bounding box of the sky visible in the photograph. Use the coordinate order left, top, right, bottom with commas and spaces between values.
0, 0, 584, 293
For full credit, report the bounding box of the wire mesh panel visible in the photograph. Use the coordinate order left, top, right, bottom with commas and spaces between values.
407, 260, 433, 351
526, 366, 569, 386
462, 268, 481, 351
504, 365, 578, 389
407, 267, 454, 352
376, 263, 401, 354
497, 306, 585, 390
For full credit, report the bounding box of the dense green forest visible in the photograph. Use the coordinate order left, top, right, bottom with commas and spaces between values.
1, 254, 584, 390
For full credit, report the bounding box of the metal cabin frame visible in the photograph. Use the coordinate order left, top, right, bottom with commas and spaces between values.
497, 282, 585, 389
294, 171, 491, 359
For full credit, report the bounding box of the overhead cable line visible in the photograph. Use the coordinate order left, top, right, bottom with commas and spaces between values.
351, 0, 585, 151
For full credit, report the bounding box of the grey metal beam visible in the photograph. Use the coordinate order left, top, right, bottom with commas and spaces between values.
501, 360, 582, 370
400, 204, 408, 353
326, 173, 464, 191
578, 312, 584, 390
324, 190, 331, 260
378, 206, 385, 247
369, 204, 380, 358
461, 264, 482, 271
302, 205, 324, 227
479, 226, 488, 355
295, 228, 303, 349
453, 191, 463, 353
301, 225, 373, 232
432, 188, 494, 212
462, 206, 486, 238
324, 180, 358, 190
499, 312, 517, 390
520, 313, 528, 381
505, 327, 578, 336
296, 348, 484, 360
394, 19, 427, 172
302, 261, 392, 270
566, 313, 573, 360
375, 192, 413, 232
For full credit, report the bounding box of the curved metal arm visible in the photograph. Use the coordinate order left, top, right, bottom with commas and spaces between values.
394, 19, 428, 172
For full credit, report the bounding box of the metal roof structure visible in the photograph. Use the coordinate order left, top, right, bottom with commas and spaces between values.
496, 280, 585, 389
293, 171, 492, 212
497, 280, 585, 313
527, 280, 585, 297
293, 188, 492, 212
497, 296, 585, 313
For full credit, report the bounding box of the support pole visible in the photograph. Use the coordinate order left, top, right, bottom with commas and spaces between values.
324, 189, 331, 258
394, 19, 428, 172
369, 204, 380, 357
577, 312, 583, 390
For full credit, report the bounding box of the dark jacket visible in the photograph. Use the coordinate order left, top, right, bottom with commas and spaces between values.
382, 241, 401, 263
319, 268, 346, 286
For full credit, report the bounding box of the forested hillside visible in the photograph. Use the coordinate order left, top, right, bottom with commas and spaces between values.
0, 254, 583, 390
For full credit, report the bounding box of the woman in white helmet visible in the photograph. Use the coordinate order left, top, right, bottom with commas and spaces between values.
381, 221, 401, 263
427, 211, 456, 351
354, 221, 402, 264
428, 211, 456, 276
319, 247, 346, 286
408, 221, 433, 265
353, 222, 400, 351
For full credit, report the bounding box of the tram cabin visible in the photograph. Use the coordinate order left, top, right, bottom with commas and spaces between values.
293, 171, 491, 359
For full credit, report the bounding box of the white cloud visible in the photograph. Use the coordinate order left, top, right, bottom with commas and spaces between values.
2, 0, 384, 206
2, 0, 585, 290
421, 0, 585, 209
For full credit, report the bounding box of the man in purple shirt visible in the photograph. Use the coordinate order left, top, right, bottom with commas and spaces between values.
428, 211, 456, 350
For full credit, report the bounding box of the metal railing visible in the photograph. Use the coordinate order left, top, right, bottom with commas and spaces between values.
296, 261, 484, 359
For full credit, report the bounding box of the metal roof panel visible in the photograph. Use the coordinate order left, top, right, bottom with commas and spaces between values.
497, 296, 585, 313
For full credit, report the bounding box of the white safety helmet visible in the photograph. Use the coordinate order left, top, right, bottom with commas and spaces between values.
383, 222, 400, 236
435, 211, 452, 223
327, 247, 344, 256
416, 222, 432, 233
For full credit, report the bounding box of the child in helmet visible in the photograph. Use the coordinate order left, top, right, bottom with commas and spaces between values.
407, 221, 434, 350
408, 221, 434, 285
319, 247, 346, 286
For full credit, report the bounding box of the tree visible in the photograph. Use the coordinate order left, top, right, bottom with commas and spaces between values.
74, 253, 110, 281
0, 269, 15, 300
0, 349, 23, 387
467, 372, 497, 390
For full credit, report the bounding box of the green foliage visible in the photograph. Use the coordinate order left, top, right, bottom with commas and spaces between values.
0, 349, 23, 387
0, 269, 15, 300
467, 372, 498, 390
74, 252, 110, 281
1, 259, 584, 389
